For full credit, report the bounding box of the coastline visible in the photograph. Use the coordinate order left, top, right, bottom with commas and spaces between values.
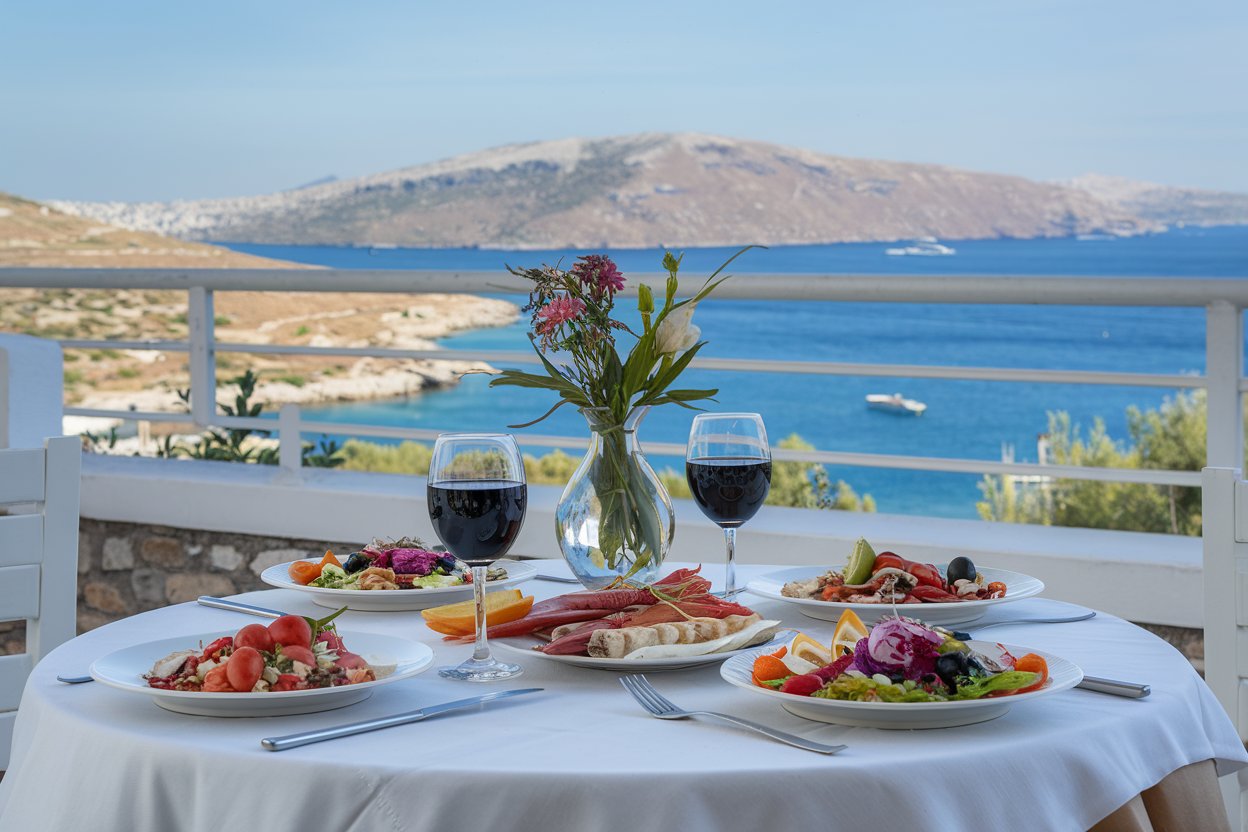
69, 292, 519, 432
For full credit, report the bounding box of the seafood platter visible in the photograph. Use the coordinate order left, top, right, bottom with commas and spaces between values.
261, 539, 538, 611
746, 537, 1044, 626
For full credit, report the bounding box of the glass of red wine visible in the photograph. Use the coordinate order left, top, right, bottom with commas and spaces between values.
685, 413, 771, 595
427, 433, 527, 682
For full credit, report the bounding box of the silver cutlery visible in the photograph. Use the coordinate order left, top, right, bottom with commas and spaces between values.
197, 596, 286, 618
534, 574, 582, 584
947, 611, 1096, 641
619, 674, 847, 755
56, 674, 93, 684
1076, 676, 1151, 698
260, 688, 544, 751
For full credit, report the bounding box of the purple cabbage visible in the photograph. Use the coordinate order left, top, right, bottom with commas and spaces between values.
388, 548, 442, 576
850, 617, 943, 680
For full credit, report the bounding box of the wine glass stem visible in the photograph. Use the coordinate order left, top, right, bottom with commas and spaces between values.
470, 565, 491, 661
723, 527, 737, 595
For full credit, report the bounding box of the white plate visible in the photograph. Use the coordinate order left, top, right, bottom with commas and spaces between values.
746, 565, 1044, 627
90, 630, 435, 717
720, 640, 1081, 729
260, 558, 539, 611
492, 630, 787, 672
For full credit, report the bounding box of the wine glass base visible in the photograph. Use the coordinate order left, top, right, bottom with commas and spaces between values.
437, 657, 524, 682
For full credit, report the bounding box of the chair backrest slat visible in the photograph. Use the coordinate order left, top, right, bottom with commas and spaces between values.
30, 437, 80, 657
0, 654, 32, 712
0, 449, 45, 504
0, 566, 41, 622
0, 515, 43, 568
1236, 481, 1248, 544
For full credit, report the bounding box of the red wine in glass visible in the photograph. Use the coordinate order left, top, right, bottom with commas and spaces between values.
685, 458, 772, 528
685, 413, 771, 594
427, 480, 527, 563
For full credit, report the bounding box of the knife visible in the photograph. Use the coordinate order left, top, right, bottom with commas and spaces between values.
1076, 676, 1151, 698
198, 596, 286, 619
260, 688, 544, 751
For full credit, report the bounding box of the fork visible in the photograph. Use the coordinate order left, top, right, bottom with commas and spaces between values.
619, 674, 847, 755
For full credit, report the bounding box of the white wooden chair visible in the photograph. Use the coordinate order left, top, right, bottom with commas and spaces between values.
1202, 466, 1248, 829
0, 436, 80, 769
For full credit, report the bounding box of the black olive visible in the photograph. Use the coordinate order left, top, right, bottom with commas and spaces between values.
343, 552, 372, 574
935, 652, 970, 690
946, 556, 977, 584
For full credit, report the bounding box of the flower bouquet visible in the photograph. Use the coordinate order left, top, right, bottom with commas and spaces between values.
492, 249, 751, 587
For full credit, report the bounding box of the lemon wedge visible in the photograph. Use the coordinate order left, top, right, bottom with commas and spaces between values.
831, 609, 868, 658
790, 633, 833, 666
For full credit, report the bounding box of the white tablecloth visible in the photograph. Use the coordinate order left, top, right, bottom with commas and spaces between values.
0, 562, 1243, 832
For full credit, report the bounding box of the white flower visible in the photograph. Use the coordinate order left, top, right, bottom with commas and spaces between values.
655, 304, 701, 354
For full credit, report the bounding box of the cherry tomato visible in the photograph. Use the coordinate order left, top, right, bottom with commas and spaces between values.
226, 646, 265, 692
334, 651, 368, 670
267, 615, 313, 649
316, 630, 346, 653
202, 665, 233, 692
280, 645, 318, 667
234, 623, 275, 653
271, 673, 302, 692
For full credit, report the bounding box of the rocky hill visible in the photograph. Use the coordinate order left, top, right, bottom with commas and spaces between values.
0, 191, 297, 268
1064, 173, 1248, 227
0, 192, 517, 419
51, 133, 1197, 249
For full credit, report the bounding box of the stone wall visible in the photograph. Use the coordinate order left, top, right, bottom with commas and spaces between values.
74, 519, 360, 634
0, 519, 1208, 674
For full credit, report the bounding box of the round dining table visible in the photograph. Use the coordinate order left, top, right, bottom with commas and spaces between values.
0, 561, 1243, 832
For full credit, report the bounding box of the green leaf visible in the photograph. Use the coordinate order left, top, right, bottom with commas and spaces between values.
507, 398, 574, 429
641, 340, 705, 400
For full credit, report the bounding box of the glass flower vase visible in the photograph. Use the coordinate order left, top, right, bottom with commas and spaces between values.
555, 407, 675, 589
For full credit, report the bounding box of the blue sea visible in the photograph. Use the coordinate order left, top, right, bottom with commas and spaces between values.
226, 227, 1248, 519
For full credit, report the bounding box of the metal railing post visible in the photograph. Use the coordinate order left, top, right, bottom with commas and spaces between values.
278, 404, 302, 474
1206, 301, 1245, 469
187, 287, 216, 428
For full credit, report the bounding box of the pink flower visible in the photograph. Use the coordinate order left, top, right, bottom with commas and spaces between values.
535, 295, 586, 334
571, 254, 625, 296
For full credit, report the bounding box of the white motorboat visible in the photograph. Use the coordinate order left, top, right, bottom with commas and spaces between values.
885, 240, 956, 256
866, 393, 927, 415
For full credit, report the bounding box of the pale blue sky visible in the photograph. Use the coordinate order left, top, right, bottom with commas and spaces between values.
2, 0, 1245, 202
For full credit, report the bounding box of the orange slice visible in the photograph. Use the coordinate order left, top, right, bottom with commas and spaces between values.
421, 590, 532, 636
789, 633, 833, 667
831, 609, 868, 658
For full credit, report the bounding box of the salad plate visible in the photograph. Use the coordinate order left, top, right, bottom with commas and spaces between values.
746, 565, 1044, 627
721, 640, 1081, 729
261, 558, 539, 611
492, 630, 788, 672
91, 630, 434, 717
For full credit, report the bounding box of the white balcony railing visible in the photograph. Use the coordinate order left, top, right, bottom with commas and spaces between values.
1, 267, 1245, 628
2, 267, 1244, 484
